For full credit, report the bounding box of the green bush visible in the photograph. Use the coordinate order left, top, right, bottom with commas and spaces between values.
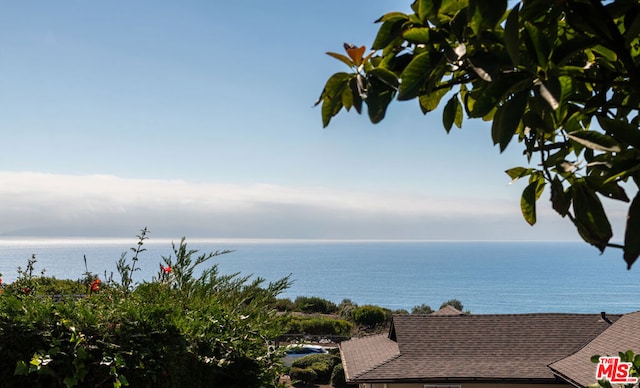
290, 366, 317, 384
331, 363, 348, 387
285, 315, 353, 336
338, 298, 357, 320
411, 303, 434, 314
274, 297, 295, 311
292, 353, 339, 384
352, 305, 389, 327
0, 231, 291, 388
439, 299, 464, 311
293, 296, 338, 314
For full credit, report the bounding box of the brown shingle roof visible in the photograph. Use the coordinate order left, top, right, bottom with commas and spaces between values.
430, 305, 464, 316
339, 334, 399, 381
549, 311, 640, 387
341, 313, 619, 383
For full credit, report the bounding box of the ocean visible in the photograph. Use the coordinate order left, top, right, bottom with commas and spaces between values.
0, 238, 638, 315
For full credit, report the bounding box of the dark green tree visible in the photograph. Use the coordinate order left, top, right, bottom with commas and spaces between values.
411, 303, 434, 314
439, 299, 464, 311
317, 0, 640, 268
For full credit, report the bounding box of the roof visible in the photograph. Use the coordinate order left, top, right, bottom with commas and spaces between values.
339, 334, 399, 381
430, 305, 464, 316
549, 311, 640, 387
340, 313, 619, 384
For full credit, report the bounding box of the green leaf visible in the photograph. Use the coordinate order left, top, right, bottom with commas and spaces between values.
592, 44, 617, 62
398, 52, 432, 101
468, 0, 507, 35
506, 167, 533, 181
15, 360, 29, 375
419, 88, 449, 114
372, 19, 405, 50
567, 131, 622, 153
341, 81, 354, 111
467, 72, 532, 118
550, 176, 571, 217
365, 78, 395, 124
492, 91, 528, 152
417, 0, 442, 24
348, 77, 363, 114
625, 11, 640, 48
375, 12, 409, 23
572, 182, 613, 252
320, 72, 351, 127
524, 21, 550, 67
440, 0, 469, 16
521, 178, 545, 225
402, 27, 432, 44
504, 5, 521, 66
597, 116, 640, 148
624, 192, 640, 269
443, 94, 463, 132
368, 67, 399, 89
585, 176, 630, 202
551, 37, 599, 65
326, 52, 354, 68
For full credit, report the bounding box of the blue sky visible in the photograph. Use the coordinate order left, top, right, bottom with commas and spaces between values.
0, 1, 628, 240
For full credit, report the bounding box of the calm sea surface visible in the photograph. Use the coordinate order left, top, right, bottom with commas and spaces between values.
0, 239, 638, 314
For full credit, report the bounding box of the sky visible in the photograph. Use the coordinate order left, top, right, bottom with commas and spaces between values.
0, 1, 630, 241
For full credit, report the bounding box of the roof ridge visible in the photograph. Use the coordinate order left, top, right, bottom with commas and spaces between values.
353, 351, 402, 379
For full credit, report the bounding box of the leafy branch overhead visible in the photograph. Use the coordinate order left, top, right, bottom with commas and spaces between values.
316, 0, 640, 268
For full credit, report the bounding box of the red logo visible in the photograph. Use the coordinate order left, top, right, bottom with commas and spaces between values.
596, 356, 638, 384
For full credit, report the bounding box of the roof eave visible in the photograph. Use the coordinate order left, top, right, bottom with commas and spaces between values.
348, 376, 565, 384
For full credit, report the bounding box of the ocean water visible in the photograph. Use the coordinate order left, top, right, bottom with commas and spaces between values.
0, 238, 638, 314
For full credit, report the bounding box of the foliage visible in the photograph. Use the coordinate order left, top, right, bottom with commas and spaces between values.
274, 297, 295, 312
291, 353, 340, 384
440, 298, 464, 311
317, 0, 640, 268
411, 303, 434, 314
284, 315, 353, 336
330, 363, 349, 387
1, 230, 290, 388
114, 227, 148, 292
337, 298, 357, 320
293, 296, 338, 314
351, 305, 390, 327
289, 367, 317, 385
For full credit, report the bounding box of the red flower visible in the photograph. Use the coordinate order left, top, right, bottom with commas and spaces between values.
0, 278, 3, 285
21, 287, 31, 295
90, 279, 101, 292
161, 264, 172, 274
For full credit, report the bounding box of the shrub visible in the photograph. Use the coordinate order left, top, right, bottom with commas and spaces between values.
274, 297, 295, 311
294, 296, 338, 314
338, 298, 357, 320
331, 363, 348, 387
292, 353, 339, 384
285, 316, 353, 336
439, 299, 464, 311
1, 231, 291, 388
352, 305, 388, 327
411, 303, 434, 314
290, 366, 317, 384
